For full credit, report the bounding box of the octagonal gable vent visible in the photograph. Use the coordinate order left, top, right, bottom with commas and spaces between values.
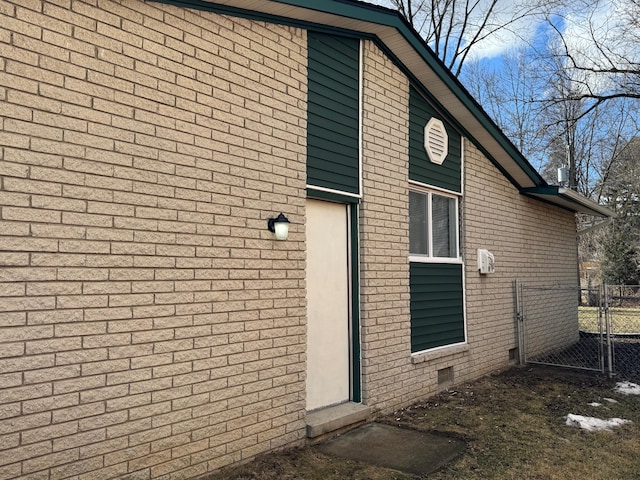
424, 118, 448, 165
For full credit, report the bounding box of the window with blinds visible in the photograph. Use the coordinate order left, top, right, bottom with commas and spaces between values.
408, 187, 464, 352
408, 188, 458, 260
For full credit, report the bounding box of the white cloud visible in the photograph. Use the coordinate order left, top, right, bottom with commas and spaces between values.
466, 5, 544, 61
365, 0, 546, 60
366, 0, 626, 64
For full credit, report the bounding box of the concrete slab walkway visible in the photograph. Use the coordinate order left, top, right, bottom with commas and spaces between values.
315, 422, 466, 476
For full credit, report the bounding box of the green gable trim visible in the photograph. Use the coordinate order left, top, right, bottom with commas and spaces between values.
257, 0, 399, 23
307, 32, 360, 196
150, 0, 375, 41
409, 87, 461, 193
151, 0, 294, 25
410, 262, 465, 352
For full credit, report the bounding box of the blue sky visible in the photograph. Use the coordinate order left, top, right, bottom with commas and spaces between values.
367, 0, 621, 68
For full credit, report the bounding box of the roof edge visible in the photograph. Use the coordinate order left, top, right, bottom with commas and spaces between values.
522, 187, 615, 218
278, 0, 547, 187
157, 0, 549, 189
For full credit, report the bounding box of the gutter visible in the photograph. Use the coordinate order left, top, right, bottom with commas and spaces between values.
521, 186, 615, 218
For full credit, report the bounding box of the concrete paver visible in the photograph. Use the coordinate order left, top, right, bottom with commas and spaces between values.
316, 422, 466, 476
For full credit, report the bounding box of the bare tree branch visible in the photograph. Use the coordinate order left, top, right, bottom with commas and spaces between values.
381, 0, 560, 76
542, 0, 640, 109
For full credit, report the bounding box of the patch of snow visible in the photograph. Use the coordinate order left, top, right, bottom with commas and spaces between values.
615, 382, 640, 395
604, 398, 618, 404
565, 414, 631, 431
588, 402, 601, 407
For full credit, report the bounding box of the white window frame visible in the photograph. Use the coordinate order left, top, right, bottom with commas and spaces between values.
409, 185, 461, 264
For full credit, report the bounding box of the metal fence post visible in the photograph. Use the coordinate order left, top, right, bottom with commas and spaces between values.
514, 280, 525, 365
604, 283, 614, 378
597, 284, 604, 374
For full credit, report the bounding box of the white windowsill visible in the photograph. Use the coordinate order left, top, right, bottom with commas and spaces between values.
411, 343, 470, 364
409, 256, 463, 264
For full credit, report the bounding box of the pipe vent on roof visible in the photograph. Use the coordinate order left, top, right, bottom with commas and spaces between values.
424, 118, 448, 165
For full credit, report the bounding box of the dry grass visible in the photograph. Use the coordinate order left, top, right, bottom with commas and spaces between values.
578, 306, 600, 332
580, 306, 640, 333
203, 366, 640, 480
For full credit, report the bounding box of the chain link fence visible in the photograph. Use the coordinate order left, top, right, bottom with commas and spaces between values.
605, 285, 640, 382
516, 283, 605, 374
517, 282, 640, 382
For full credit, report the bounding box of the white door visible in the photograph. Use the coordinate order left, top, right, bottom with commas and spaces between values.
306, 199, 351, 411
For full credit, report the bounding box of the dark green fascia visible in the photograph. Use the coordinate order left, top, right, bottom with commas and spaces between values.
522, 186, 562, 195
522, 188, 576, 214
150, 0, 375, 39
521, 186, 614, 217
261, 0, 412, 25
152, 0, 291, 23
151, 0, 545, 188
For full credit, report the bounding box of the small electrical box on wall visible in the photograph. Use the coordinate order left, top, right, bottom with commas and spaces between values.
477, 249, 495, 274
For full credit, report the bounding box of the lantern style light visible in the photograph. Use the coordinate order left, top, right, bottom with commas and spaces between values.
267, 213, 290, 241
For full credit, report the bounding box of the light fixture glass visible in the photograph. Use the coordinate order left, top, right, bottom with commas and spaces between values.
268, 213, 290, 241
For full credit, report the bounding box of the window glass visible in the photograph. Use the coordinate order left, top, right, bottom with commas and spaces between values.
409, 189, 458, 259
432, 194, 457, 258
409, 190, 428, 256
409, 188, 463, 353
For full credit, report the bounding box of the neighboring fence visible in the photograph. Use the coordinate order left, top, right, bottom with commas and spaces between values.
606, 285, 640, 381
516, 282, 640, 382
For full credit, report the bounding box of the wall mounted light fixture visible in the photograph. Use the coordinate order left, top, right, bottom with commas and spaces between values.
267, 213, 290, 241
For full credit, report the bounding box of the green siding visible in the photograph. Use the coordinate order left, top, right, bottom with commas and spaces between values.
409, 87, 461, 192
410, 263, 465, 352
307, 32, 360, 195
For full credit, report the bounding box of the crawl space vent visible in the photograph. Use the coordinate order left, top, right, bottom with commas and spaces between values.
424, 118, 448, 165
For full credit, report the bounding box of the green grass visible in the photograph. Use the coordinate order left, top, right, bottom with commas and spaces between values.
202, 366, 640, 480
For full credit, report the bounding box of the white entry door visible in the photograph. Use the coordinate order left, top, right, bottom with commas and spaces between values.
306, 199, 351, 411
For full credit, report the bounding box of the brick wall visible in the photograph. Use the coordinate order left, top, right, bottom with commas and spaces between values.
0, 1, 583, 477
359, 42, 579, 414
0, 2, 307, 479
463, 141, 579, 378
359, 41, 418, 412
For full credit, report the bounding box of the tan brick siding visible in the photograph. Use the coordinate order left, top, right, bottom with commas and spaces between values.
1, 1, 583, 477
361, 42, 473, 413
359, 41, 415, 411
359, 42, 579, 414
463, 142, 579, 377
0, 2, 307, 479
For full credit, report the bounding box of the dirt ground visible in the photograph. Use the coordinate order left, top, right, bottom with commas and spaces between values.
202, 366, 640, 480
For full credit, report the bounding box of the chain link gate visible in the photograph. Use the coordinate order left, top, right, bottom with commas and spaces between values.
516, 282, 640, 382
516, 282, 608, 375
